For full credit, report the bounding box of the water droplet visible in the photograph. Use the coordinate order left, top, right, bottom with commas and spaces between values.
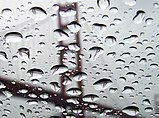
50, 65, 68, 75
18, 48, 30, 60
27, 100, 38, 105
40, 93, 49, 99
124, 0, 136, 6
0, 81, 6, 89
60, 8, 76, 17
123, 35, 138, 43
122, 86, 134, 93
0, 51, 8, 61
4, 32, 23, 43
68, 43, 80, 51
67, 21, 81, 33
63, 76, 72, 85
73, 72, 87, 81
29, 7, 47, 21
133, 10, 145, 24
50, 82, 60, 92
145, 18, 153, 25
2, 90, 13, 98
142, 99, 151, 105
93, 78, 112, 90
18, 89, 28, 94
126, 72, 136, 79
82, 94, 99, 102
1, 8, 12, 18
105, 36, 117, 46
97, 0, 110, 10
89, 46, 104, 61
92, 23, 107, 35
67, 97, 79, 104
144, 107, 153, 112
66, 88, 81, 96
109, 7, 118, 13
54, 29, 69, 41
27, 68, 44, 79
122, 106, 139, 116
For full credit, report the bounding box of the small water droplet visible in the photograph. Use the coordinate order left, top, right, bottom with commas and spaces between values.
54, 29, 69, 41
124, 0, 136, 6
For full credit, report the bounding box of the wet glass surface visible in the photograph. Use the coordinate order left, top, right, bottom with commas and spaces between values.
0, 0, 159, 118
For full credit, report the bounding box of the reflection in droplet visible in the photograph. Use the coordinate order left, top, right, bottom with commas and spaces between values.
97, 0, 110, 10
4, 32, 23, 43
73, 72, 87, 81
2, 90, 13, 98
67, 21, 81, 33
66, 88, 81, 96
27, 68, 44, 79
29, 7, 47, 21
54, 29, 69, 41
89, 46, 104, 61
133, 10, 145, 24
122, 106, 139, 116
93, 78, 112, 90
82, 94, 99, 102
68, 43, 80, 51
51, 65, 68, 75
50, 82, 60, 92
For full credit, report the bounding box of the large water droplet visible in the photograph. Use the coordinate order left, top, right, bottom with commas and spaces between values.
4, 32, 23, 43
133, 10, 145, 24
68, 43, 80, 51
1, 8, 12, 18
82, 94, 99, 102
122, 106, 139, 116
67, 21, 81, 33
123, 35, 138, 43
0, 51, 8, 61
93, 78, 112, 90
54, 29, 69, 41
18, 48, 30, 60
105, 36, 117, 46
89, 46, 104, 61
2, 90, 13, 98
50, 82, 60, 92
50, 65, 68, 75
73, 72, 87, 81
122, 86, 135, 93
92, 23, 107, 35
27, 68, 44, 79
97, 0, 110, 10
66, 88, 81, 96
29, 7, 47, 21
